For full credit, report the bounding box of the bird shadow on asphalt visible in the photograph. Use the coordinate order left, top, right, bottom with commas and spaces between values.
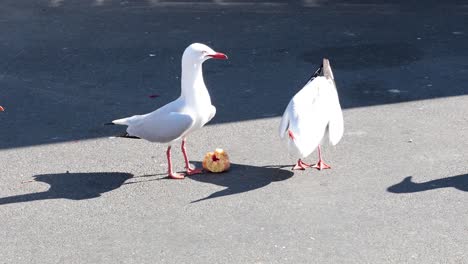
0, 172, 133, 206
188, 162, 294, 203
122, 163, 295, 202
387, 174, 468, 193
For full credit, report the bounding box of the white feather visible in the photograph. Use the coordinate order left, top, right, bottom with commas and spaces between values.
111, 43, 221, 144
322, 58, 343, 145
279, 71, 344, 159
327, 84, 344, 145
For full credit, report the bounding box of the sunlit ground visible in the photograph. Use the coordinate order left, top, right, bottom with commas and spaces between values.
0, 1, 467, 263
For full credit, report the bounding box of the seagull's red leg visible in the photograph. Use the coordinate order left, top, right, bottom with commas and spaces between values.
167, 146, 184, 179
300, 160, 312, 167
312, 145, 331, 170
288, 130, 312, 170
181, 138, 203, 175
292, 159, 312, 170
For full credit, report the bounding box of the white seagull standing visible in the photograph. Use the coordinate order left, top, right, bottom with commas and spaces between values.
279, 58, 344, 171
108, 43, 228, 179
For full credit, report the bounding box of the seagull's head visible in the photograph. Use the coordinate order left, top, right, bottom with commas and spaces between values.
182, 43, 228, 65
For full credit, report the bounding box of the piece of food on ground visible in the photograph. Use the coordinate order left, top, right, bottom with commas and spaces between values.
202, 148, 230, 173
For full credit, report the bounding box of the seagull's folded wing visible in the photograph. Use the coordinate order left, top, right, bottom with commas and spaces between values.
128, 112, 195, 143
281, 78, 331, 157
321, 59, 343, 145
325, 81, 344, 145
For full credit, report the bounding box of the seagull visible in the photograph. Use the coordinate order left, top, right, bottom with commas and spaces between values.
279, 58, 344, 171
107, 43, 228, 179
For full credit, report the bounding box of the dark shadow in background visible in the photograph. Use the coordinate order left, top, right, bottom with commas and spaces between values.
387, 174, 468, 193
0, 0, 467, 149
188, 162, 294, 202
0, 172, 133, 205
303, 43, 424, 70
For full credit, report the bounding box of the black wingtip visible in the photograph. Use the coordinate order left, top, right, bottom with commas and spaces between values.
117, 132, 141, 139
104, 122, 115, 126
303, 63, 324, 86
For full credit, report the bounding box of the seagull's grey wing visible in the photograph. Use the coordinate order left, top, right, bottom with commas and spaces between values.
279, 78, 330, 158
293, 80, 330, 149
321, 59, 343, 145
127, 112, 195, 143
324, 78, 344, 145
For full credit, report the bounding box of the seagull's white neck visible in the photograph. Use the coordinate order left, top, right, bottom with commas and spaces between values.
180, 61, 210, 104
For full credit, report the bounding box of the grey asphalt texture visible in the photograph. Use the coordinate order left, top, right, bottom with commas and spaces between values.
0, 0, 467, 263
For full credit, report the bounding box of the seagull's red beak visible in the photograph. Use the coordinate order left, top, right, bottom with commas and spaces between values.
208, 52, 228, 60
0, 106, 4, 112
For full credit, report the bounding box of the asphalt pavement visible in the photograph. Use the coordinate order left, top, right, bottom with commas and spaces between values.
0, 0, 467, 263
